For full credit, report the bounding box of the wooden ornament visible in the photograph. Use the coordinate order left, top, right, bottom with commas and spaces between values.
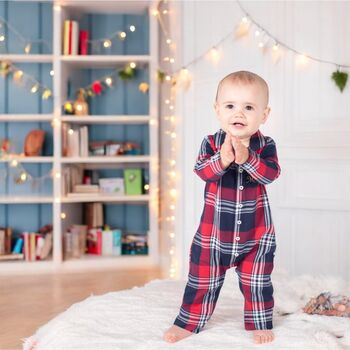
24, 129, 45, 156
73, 89, 89, 116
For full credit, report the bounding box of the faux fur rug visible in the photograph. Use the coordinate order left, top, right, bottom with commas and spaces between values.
23, 269, 350, 350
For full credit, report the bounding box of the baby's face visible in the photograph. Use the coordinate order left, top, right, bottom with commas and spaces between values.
214, 81, 270, 140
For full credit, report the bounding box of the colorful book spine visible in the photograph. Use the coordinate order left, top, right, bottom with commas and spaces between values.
112, 229, 122, 256
63, 20, 79, 55
79, 30, 89, 55
12, 238, 24, 254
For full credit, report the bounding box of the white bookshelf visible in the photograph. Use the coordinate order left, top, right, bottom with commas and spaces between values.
0, 0, 159, 274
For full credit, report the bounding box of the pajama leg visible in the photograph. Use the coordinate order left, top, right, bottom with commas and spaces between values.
235, 232, 276, 330
173, 233, 227, 334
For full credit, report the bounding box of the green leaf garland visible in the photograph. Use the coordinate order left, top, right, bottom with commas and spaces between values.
331, 70, 348, 92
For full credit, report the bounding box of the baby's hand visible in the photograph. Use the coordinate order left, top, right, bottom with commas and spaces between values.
231, 135, 249, 164
220, 133, 235, 169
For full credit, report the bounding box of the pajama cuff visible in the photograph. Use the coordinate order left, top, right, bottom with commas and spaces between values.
210, 150, 230, 176
241, 148, 259, 171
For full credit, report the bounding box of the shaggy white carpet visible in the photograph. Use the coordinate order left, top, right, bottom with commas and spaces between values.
23, 269, 350, 350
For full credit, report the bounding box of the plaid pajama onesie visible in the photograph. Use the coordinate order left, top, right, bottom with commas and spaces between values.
174, 128, 281, 333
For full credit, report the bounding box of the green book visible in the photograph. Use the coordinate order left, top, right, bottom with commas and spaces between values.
124, 169, 143, 195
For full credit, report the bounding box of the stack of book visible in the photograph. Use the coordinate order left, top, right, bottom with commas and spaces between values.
62, 124, 89, 157
122, 233, 148, 255
63, 20, 79, 55
61, 165, 84, 195
85, 203, 104, 229
0, 227, 22, 261
63, 224, 87, 260
86, 228, 122, 256
67, 184, 100, 197
6, 231, 53, 262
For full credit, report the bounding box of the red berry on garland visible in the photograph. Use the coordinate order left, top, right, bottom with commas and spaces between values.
92, 80, 102, 94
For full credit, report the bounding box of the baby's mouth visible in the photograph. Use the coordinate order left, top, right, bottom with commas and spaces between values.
231, 122, 246, 128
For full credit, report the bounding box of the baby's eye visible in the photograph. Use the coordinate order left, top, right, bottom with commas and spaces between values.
225, 104, 234, 109
246, 105, 254, 111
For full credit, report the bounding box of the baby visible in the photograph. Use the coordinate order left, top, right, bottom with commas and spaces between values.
164, 71, 281, 344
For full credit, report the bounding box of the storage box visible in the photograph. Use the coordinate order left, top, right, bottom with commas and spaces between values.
124, 169, 142, 195
99, 178, 124, 195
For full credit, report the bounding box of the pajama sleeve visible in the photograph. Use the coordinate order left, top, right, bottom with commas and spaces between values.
241, 137, 281, 185
193, 135, 228, 182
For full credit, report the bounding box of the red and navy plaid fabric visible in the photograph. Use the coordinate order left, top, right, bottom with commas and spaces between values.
174, 129, 281, 333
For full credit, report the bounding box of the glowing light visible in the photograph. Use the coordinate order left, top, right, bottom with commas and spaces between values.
20, 172, 27, 181
0, 35, 4, 41
169, 58, 175, 63
241, 16, 248, 23
119, 31, 127, 40
258, 41, 264, 48
42, 89, 52, 100
144, 184, 150, 191
55, 172, 61, 179
163, 9, 168, 14
51, 118, 61, 128
296, 54, 309, 66
169, 249, 174, 255
273, 44, 279, 51
255, 30, 260, 37
169, 232, 175, 238
10, 159, 18, 167
68, 129, 74, 135
129, 62, 136, 69
105, 77, 113, 86
171, 132, 176, 138
30, 84, 38, 93
169, 105, 174, 110
129, 25, 136, 32
166, 38, 172, 44
170, 204, 175, 210
165, 99, 170, 104
163, 56, 170, 62
170, 188, 177, 197
209, 47, 220, 64
103, 39, 112, 48
165, 75, 171, 81
50, 70, 54, 76
60, 212, 66, 219
152, 10, 159, 16
24, 43, 31, 54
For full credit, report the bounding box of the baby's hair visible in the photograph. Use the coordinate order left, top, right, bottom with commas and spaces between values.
215, 70, 269, 106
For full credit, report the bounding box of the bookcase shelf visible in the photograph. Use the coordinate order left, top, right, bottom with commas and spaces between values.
0, 196, 54, 204
0, 54, 53, 63
60, 55, 151, 68
0, 0, 159, 274
60, 156, 150, 163
0, 157, 54, 163
61, 194, 150, 203
61, 115, 151, 124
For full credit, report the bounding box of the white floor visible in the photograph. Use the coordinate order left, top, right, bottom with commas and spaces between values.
23, 269, 350, 350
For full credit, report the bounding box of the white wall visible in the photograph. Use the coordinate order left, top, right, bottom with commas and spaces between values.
173, 1, 350, 280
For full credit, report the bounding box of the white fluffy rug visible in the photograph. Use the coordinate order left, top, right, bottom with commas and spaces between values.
23, 269, 350, 350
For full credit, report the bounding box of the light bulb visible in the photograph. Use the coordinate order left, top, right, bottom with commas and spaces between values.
103, 39, 112, 48
10, 159, 18, 167
129, 25, 136, 32
0, 35, 5, 41
166, 38, 172, 44
60, 212, 66, 219
31, 84, 38, 93
68, 129, 74, 135
241, 16, 248, 23
255, 30, 260, 37
20, 172, 27, 181
50, 70, 54, 76
105, 77, 113, 86
119, 31, 127, 40
165, 99, 170, 104
130, 62, 136, 69
169, 58, 175, 63
170, 188, 176, 197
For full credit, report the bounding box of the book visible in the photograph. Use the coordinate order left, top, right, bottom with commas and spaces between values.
0, 254, 24, 261
87, 228, 102, 255
73, 184, 99, 193
112, 229, 122, 256
12, 237, 24, 254
102, 230, 113, 256
85, 203, 104, 228
40, 232, 53, 260
0, 229, 5, 255
79, 30, 89, 55
124, 169, 143, 195
63, 20, 79, 55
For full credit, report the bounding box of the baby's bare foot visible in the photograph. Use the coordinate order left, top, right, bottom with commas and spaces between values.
163, 325, 193, 343
253, 330, 274, 344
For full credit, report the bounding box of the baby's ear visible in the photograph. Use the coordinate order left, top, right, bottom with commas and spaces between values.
262, 106, 271, 124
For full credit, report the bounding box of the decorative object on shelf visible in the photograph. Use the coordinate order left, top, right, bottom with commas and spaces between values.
0, 138, 11, 157
91, 81, 103, 95
118, 66, 135, 80
331, 69, 348, 92
138, 82, 149, 93
157, 69, 166, 83
24, 129, 45, 156
124, 169, 143, 195
73, 89, 89, 115
99, 178, 125, 195
0, 61, 11, 77
63, 101, 75, 115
